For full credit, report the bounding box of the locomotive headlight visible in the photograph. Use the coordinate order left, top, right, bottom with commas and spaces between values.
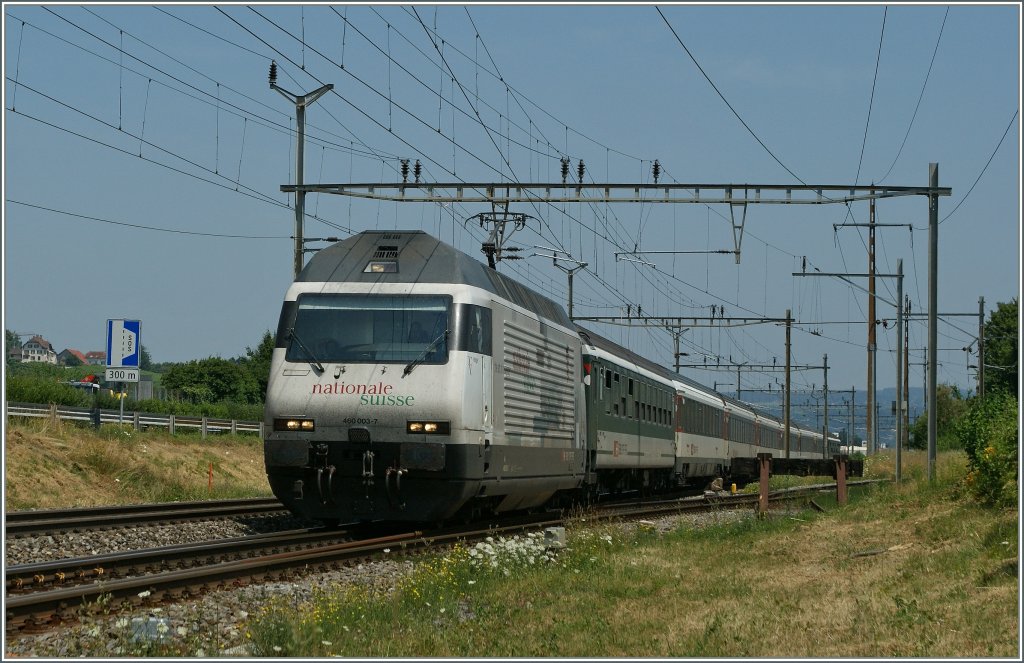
407, 421, 450, 435
274, 418, 315, 432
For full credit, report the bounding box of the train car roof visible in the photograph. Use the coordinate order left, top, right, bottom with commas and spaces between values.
299, 230, 572, 327
577, 325, 684, 385
577, 323, 790, 426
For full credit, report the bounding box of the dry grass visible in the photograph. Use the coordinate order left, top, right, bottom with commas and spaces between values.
3, 419, 271, 509
572, 465, 1019, 658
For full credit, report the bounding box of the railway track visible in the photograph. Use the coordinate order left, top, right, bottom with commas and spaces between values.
4, 483, 873, 635
4, 497, 287, 537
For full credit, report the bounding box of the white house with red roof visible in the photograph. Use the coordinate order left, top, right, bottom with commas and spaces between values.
17, 335, 58, 364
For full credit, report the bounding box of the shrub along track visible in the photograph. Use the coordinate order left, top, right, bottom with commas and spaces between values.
5, 482, 871, 636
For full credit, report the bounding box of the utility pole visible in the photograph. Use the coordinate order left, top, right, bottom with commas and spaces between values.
978, 296, 985, 399
895, 259, 903, 483
822, 353, 829, 459
867, 194, 876, 455
670, 327, 691, 374
927, 163, 939, 482
785, 308, 792, 459
556, 259, 587, 320
269, 61, 333, 278
835, 216, 913, 457
904, 296, 910, 451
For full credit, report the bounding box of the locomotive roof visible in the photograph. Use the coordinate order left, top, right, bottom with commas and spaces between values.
299, 231, 572, 328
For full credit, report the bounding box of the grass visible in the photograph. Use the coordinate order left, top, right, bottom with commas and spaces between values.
3, 421, 1018, 657
3, 418, 271, 509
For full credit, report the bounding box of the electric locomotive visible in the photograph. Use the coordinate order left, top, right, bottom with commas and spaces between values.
263, 230, 585, 524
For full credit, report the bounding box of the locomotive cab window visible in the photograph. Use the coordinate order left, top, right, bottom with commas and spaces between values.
453, 303, 492, 355
287, 294, 451, 364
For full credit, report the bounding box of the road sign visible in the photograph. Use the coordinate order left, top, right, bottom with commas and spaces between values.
105, 367, 140, 383
106, 319, 141, 369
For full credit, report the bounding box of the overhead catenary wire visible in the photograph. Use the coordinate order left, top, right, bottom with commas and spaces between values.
7, 200, 290, 239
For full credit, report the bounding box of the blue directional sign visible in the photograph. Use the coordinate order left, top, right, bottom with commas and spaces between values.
106, 319, 141, 368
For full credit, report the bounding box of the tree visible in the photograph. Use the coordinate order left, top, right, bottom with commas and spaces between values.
6, 329, 22, 350
140, 345, 153, 372
162, 357, 260, 404
6, 329, 22, 363
983, 298, 1018, 396
955, 391, 1018, 507
908, 383, 966, 449
243, 330, 275, 401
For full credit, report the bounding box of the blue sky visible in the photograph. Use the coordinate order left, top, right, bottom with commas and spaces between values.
3, 2, 1020, 414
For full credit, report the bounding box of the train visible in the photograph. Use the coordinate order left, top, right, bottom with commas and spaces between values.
263, 230, 841, 525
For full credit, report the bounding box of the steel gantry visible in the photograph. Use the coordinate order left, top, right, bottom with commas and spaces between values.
281, 180, 950, 265
280, 166, 951, 478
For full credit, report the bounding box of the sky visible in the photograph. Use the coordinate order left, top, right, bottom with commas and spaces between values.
3, 2, 1021, 424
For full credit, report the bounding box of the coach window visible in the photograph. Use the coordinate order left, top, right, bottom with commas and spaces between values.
605, 368, 612, 389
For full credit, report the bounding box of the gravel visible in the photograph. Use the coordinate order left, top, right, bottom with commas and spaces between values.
3, 513, 308, 566
4, 506, 756, 657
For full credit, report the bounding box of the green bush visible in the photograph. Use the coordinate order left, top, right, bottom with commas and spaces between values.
128, 398, 263, 421
6, 374, 263, 421
5, 374, 92, 407
954, 393, 1019, 507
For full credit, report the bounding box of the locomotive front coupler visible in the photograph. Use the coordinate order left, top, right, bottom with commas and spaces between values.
385, 464, 408, 510
312, 443, 336, 505
361, 449, 376, 496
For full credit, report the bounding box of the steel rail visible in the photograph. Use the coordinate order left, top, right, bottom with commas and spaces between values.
4, 497, 286, 537
6, 527, 361, 594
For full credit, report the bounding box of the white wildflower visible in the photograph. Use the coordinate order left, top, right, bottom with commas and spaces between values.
322, 640, 333, 646
137, 590, 151, 598
273, 646, 283, 652
177, 626, 188, 636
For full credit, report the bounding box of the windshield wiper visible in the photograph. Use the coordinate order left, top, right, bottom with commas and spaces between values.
288, 328, 324, 373
403, 329, 448, 377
